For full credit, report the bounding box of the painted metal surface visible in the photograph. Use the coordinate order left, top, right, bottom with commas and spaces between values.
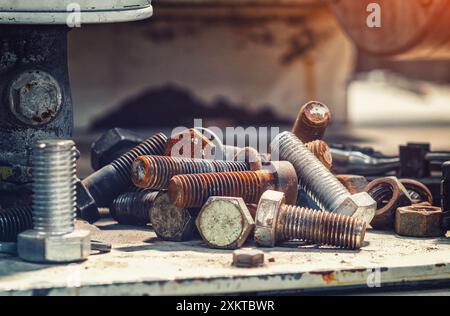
0, 0, 153, 24
0, 224, 449, 295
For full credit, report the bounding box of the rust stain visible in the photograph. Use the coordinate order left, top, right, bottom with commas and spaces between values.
310, 270, 336, 284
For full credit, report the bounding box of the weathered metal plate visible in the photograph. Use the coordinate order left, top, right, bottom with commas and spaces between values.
0, 0, 152, 24
0, 220, 449, 295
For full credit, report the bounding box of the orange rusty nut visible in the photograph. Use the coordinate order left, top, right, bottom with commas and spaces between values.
336, 175, 369, 194
395, 205, 445, 237
399, 178, 433, 205
165, 128, 216, 159
292, 101, 331, 143
232, 249, 265, 268
168, 161, 298, 209
364, 177, 413, 230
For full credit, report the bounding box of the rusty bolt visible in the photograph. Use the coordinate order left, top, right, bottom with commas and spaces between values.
254, 190, 366, 249
168, 161, 298, 209
131, 156, 249, 190
150, 191, 200, 241
292, 101, 331, 143
232, 249, 265, 268
8, 70, 62, 126
395, 205, 445, 237
399, 179, 433, 205
234, 147, 266, 171
165, 129, 216, 159
336, 175, 369, 194
364, 177, 413, 230
196, 197, 255, 249
110, 190, 158, 226
304, 140, 333, 170
272, 132, 376, 225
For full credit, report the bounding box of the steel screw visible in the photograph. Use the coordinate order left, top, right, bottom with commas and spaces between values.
168, 161, 298, 209
110, 190, 158, 225
271, 132, 376, 225
255, 190, 366, 249
0, 206, 33, 241
76, 132, 168, 223
132, 155, 249, 190
18, 140, 91, 263
292, 101, 331, 143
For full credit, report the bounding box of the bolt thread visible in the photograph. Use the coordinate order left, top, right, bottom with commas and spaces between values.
305, 140, 333, 170
272, 132, 349, 212
111, 133, 168, 187
278, 205, 366, 249
169, 170, 274, 208
32, 140, 77, 235
0, 207, 33, 241
132, 155, 249, 189
110, 190, 158, 225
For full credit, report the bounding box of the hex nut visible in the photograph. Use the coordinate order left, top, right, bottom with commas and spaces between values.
91, 128, 143, 171
334, 192, 376, 226
395, 205, 445, 237
399, 178, 433, 205
254, 190, 285, 247
336, 174, 369, 194
151, 191, 199, 241
8, 70, 62, 126
165, 129, 216, 159
232, 249, 265, 268
18, 229, 91, 263
196, 197, 255, 249
364, 177, 413, 230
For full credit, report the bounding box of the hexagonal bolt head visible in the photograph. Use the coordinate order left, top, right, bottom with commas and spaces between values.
18, 229, 91, 263
151, 191, 199, 241
91, 128, 143, 171
254, 190, 284, 247
165, 129, 216, 159
261, 161, 298, 205
395, 205, 445, 237
196, 197, 255, 249
8, 70, 62, 126
364, 177, 412, 230
232, 249, 265, 268
334, 192, 376, 226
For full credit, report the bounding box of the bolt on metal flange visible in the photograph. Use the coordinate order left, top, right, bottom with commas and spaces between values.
8, 70, 62, 126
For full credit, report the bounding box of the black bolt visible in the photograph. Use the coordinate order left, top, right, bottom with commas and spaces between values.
0, 206, 33, 242
110, 190, 158, 226
399, 143, 431, 178
77, 133, 168, 223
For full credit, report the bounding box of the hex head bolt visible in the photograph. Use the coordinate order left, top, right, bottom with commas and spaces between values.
292, 101, 331, 143
0, 206, 33, 241
76, 133, 167, 223
18, 140, 91, 263
131, 155, 250, 190
254, 190, 366, 249
271, 132, 376, 225
150, 191, 200, 241
168, 161, 298, 209
442, 161, 450, 229
110, 190, 158, 226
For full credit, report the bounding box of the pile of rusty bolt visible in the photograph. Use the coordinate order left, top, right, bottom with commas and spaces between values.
72, 100, 374, 253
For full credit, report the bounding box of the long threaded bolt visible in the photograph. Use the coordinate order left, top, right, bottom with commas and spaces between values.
0, 206, 33, 241
255, 190, 366, 249
77, 133, 168, 223
18, 140, 91, 263
292, 101, 331, 143
271, 132, 376, 225
168, 162, 298, 208
110, 190, 158, 225
132, 155, 250, 189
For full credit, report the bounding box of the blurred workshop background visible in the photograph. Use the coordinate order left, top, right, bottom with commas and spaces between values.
66, 0, 450, 177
